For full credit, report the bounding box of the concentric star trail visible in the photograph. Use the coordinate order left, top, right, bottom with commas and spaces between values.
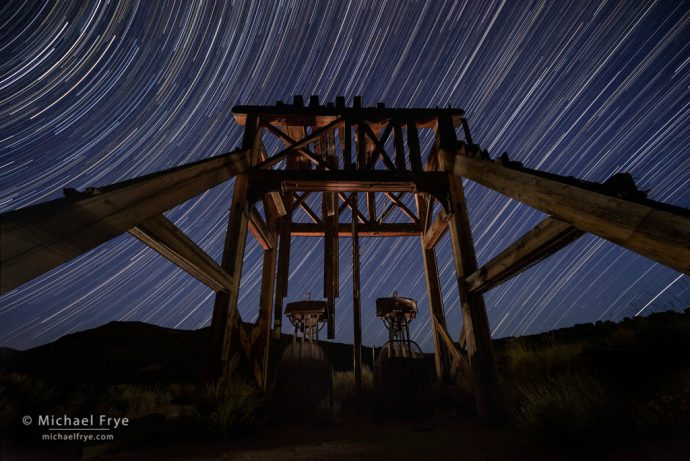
1, 0, 688, 350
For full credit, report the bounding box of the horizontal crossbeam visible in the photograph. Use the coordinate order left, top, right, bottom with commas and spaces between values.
290, 222, 420, 237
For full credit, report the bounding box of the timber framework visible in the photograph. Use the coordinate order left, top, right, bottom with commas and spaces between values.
2, 96, 689, 422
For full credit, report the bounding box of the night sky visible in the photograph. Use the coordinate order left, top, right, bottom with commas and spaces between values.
1, 0, 689, 351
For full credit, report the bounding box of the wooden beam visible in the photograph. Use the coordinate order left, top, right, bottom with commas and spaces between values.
440, 150, 690, 275
366, 192, 377, 223
0, 148, 251, 294
383, 192, 418, 224
337, 192, 367, 223
254, 244, 277, 390
393, 122, 406, 170
406, 118, 423, 172
440, 113, 498, 423
416, 194, 452, 381
249, 169, 446, 194
351, 193, 363, 401
129, 214, 234, 292
290, 222, 420, 237
233, 105, 464, 129
422, 210, 450, 249
248, 207, 273, 250
207, 114, 261, 382
263, 124, 333, 170
466, 217, 585, 293
273, 206, 292, 339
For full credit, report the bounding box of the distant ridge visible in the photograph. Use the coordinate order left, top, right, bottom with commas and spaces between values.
2, 309, 688, 385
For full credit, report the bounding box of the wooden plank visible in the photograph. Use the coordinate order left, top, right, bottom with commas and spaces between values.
263, 124, 334, 170
342, 120, 352, 169
0, 148, 251, 294
383, 192, 418, 224
351, 193, 363, 400
422, 210, 450, 249
290, 222, 420, 237
406, 118, 423, 172
466, 217, 584, 293
439, 113, 498, 423
254, 244, 277, 390
393, 122, 406, 170
363, 122, 396, 170
268, 192, 286, 216
415, 194, 452, 381
129, 214, 234, 292
440, 150, 690, 275
338, 192, 367, 223
366, 192, 377, 223
207, 114, 262, 382
233, 105, 464, 129
249, 169, 440, 193
248, 206, 273, 250
273, 209, 292, 339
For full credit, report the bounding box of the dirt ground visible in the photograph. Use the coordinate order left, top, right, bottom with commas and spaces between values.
96, 415, 558, 461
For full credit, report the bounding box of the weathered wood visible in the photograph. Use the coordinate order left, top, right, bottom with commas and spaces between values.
440, 150, 690, 275
338, 192, 367, 223
290, 222, 420, 237
293, 193, 321, 224
438, 113, 498, 423
273, 208, 292, 339
208, 114, 262, 382
406, 119, 423, 172
233, 105, 464, 129
363, 122, 396, 170
263, 124, 334, 170
129, 214, 234, 292
466, 217, 585, 293
249, 169, 447, 194
268, 192, 287, 216
383, 192, 418, 224
393, 122, 406, 170
416, 194, 452, 381
366, 192, 377, 223
0, 148, 251, 293
422, 210, 450, 249
342, 120, 352, 169
248, 206, 273, 250
351, 193, 363, 400
254, 243, 277, 390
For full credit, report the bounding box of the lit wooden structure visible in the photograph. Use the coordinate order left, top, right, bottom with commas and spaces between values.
2, 96, 689, 423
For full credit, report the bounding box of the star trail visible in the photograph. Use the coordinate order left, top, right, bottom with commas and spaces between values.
1, 0, 689, 351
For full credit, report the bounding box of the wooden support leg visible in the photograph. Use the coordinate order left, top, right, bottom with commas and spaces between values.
273, 212, 291, 340
207, 174, 251, 382
253, 243, 277, 390
446, 174, 499, 423
416, 195, 452, 382
436, 111, 498, 422
351, 194, 363, 400
207, 114, 261, 383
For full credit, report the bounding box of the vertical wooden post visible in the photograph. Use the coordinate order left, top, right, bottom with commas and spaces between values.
393, 121, 406, 171
207, 113, 262, 382
406, 118, 423, 172
351, 193, 363, 399
255, 242, 277, 390
415, 194, 452, 381
272, 195, 292, 340
437, 112, 498, 422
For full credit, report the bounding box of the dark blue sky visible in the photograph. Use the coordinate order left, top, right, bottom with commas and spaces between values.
1, 0, 688, 351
